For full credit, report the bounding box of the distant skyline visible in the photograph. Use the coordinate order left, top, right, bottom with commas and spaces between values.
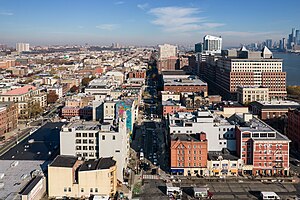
1, 0, 300, 47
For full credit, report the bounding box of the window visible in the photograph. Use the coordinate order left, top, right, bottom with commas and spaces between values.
102, 135, 105, 140
89, 139, 94, 144
83, 133, 87, 137
89, 133, 94, 137
76, 133, 81, 137
95, 188, 98, 193
90, 188, 93, 192
68, 187, 71, 192
76, 146, 81, 150
81, 188, 84, 192
64, 187, 67, 192
89, 146, 94, 150
113, 135, 116, 140
76, 139, 81, 144
83, 139, 87, 144
83, 146, 88, 150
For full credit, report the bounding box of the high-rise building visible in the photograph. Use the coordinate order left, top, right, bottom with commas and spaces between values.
265, 39, 273, 49
16, 43, 30, 52
295, 30, 300, 45
195, 42, 203, 53
158, 44, 177, 59
205, 46, 287, 100
203, 35, 222, 54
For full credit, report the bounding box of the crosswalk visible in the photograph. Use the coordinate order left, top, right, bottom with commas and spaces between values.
143, 174, 160, 180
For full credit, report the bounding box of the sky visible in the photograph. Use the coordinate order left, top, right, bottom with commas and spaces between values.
1, 0, 300, 47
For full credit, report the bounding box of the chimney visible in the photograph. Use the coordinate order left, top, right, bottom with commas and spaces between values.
199, 132, 206, 141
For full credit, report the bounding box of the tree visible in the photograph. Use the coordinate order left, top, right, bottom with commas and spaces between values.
81, 76, 95, 87
47, 91, 59, 104
70, 85, 79, 93
29, 103, 43, 118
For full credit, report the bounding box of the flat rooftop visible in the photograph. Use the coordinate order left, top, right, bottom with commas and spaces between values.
252, 100, 300, 109
171, 134, 203, 142
79, 157, 116, 171
208, 151, 239, 161
49, 155, 78, 168
0, 122, 64, 161
0, 160, 44, 200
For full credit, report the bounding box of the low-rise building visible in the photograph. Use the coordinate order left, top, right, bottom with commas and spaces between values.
168, 111, 236, 151
60, 120, 128, 182
287, 108, 300, 151
207, 151, 243, 177
0, 102, 18, 136
249, 100, 300, 120
0, 85, 46, 118
237, 86, 269, 104
48, 155, 117, 199
170, 133, 208, 176
235, 113, 290, 176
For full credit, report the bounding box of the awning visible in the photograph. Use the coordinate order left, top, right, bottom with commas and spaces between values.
171, 169, 184, 173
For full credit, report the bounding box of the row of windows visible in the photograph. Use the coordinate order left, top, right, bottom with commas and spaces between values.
64, 187, 99, 193
76, 146, 95, 150
177, 156, 202, 161
177, 162, 203, 167
177, 150, 203, 154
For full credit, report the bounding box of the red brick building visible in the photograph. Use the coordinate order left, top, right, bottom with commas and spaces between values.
127, 70, 146, 79
235, 114, 290, 176
0, 102, 18, 137
287, 108, 300, 151
170, 133, 208, 176
157, 57, 178, 73
249, 100, 300, 120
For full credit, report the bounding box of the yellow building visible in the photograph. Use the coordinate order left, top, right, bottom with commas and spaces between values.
48, 155, 117, 199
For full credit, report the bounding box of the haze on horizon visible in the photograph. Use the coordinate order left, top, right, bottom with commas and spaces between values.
1, 0, 299, 47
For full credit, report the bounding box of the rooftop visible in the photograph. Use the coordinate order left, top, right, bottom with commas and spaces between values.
208, 151, 239, 161
19, 176, 44, 195
171, 133, 205, 142
49, 155, 78, 168
79, 157, 116, 171
0, 160, 44, 200
1, 85, 37, 96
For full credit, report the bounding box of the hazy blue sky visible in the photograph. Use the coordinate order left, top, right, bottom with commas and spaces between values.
1, 0, 299, 47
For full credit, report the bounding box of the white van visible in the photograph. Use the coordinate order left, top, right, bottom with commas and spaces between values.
260, 192, 280, 200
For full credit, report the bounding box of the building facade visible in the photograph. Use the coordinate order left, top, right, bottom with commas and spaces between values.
235, 113, 290, 176
60, 120, 129, 182
237, 86, 269, 104
170, 133, 208, 176
287, 108, 300, 151
48, 155, 117, 199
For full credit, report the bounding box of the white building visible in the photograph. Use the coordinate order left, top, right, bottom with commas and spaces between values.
168, 110, 236, 151
158, 44, 177, 59
16, 43, 30, 52
203, 35, 222, 54
60, 119, 129, 182
237, 86, 269, 104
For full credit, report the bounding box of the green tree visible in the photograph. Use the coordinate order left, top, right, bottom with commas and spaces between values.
29, 103, 43, 118
81, 77, 95, 87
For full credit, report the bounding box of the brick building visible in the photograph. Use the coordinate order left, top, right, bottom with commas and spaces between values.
235, 113, 290, 176
249, 100, 300, 120
127, 70, 146, 79
162, 72, 208, 96
170, 133, 208, 176
287, 108, 300, 151
157, 57, 178, 73
204, 47, 287, 100
0, 102, 18, 137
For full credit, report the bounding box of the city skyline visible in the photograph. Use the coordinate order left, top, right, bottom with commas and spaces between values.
1, 0, 300, 47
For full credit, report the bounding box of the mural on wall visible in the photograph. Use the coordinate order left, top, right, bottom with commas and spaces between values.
116, 98, 136, 137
